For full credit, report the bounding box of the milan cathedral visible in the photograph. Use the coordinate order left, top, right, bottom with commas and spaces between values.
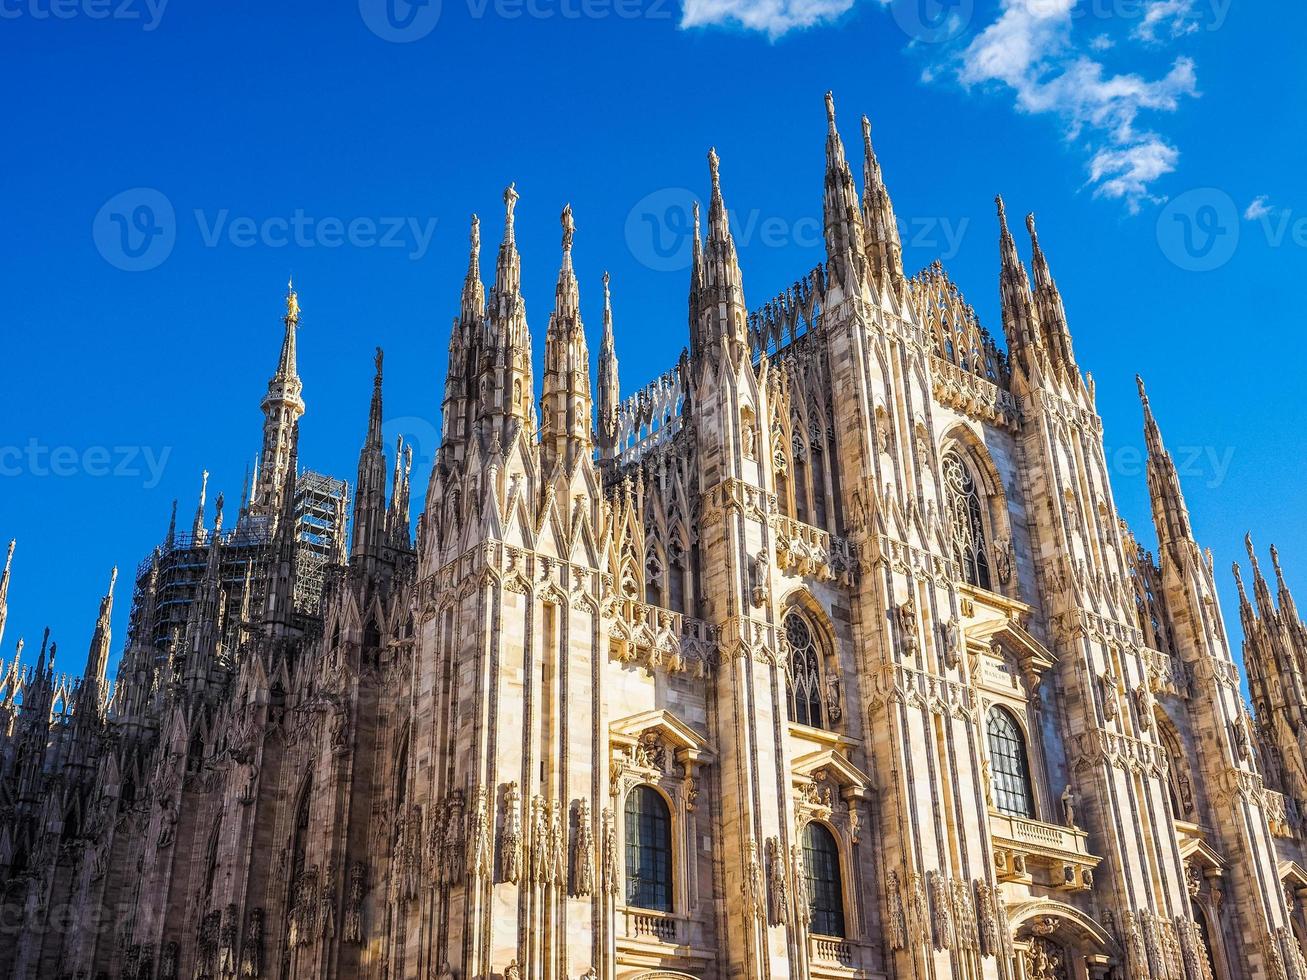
3, 93, 1307, 980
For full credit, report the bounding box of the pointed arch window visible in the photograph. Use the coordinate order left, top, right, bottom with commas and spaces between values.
624, 786, 672, 912
803, 823, 846, 937
987, 706, 1035, 818
785, 612, 825, 729
943, 450, 992, 590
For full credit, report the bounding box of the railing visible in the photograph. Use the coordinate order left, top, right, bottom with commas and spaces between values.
989, 811, 1092, 856
811, 936, 854, 964
628, 911, 676, 942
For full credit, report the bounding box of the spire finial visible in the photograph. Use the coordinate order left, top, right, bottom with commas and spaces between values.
996, 194, 1009, 226
470, 213, 480, 258
861, 114, 872, 152
1136, 374, 1147, 402
503, 183, 519, 241
708, 147, 720, 191
374, 346, 384, 381
561, 203, 575, 255
1025, 211, 1038, 239
824, 90, 836, 129
285, 277, 299, 323
693, 200, 701, 239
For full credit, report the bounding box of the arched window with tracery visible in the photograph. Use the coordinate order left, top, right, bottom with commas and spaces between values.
987, 706, 1035, 818
943, 450, 992, 590
624, 786, 672, 912
803, 823, 846, 937
785, 612, 824, 729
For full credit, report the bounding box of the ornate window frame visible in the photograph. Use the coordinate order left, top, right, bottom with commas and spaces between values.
609, 710, 713, 941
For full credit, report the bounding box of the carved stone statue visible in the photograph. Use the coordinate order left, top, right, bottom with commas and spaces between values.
499, 781, 523, 884
898, 598, 919, 655
1061, 784, 1077, 829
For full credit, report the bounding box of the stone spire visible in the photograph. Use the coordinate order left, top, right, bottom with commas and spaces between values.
165, 499, 177, 548
860, 114, 904, 292
441, 214, 486, 455
597, 271, 621, 462
252, 280, 307, 516
540, 204, 593, 475
483, 184, 536, 444
996, 196, 1041, 366
351, 348, 389, 561
1138, 376, 1193, 548
695, 149, 748, 362
1271, 545, 1300, 626
78, 567, 117, 718
386, 436, 413, 550
0, 539, 13, 652
191, 470, 209, 542
1026, 212, 1077, 373
1247, 534, 1278, 622
822, 92, 867, 292
688, 200, 704, 357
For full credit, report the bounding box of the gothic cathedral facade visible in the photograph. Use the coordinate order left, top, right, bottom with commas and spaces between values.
3, 93, 1307, 980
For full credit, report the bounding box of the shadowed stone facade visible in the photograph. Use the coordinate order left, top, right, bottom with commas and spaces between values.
2, 93, 1306, 980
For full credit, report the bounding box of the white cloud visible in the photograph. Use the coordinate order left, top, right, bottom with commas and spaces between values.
1244, 196, 1274, 221
679, 0, 857, 39
1134, 0, 1202, 43
677, 0, 1203, 210
955, 0, 1198, 209
1088, 138, 1179, 211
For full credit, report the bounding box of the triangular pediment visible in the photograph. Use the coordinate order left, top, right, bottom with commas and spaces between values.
790, 747, 873, 794
610, 709, 711, 760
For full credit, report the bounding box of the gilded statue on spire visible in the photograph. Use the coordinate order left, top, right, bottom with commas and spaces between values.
285, 277, 300, 323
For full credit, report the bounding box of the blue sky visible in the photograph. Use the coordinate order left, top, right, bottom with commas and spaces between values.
1, 0, 1303, 682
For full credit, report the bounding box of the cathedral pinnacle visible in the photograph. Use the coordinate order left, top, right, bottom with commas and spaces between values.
79, 566, 117, 715
860, 113, 904, 290
192, 470, 209, 540
253, 281, 307, 517
823, 92, 867, 292
0, 539, 13, 652
598, 270, 620, 460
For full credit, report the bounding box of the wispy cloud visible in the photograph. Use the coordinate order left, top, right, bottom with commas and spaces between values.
679, 0, 862, 39
1244, 196, 1275, 221
677, 0, 1203, 209
954, 0, 1197, 210
1134, 0, 1202, 43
